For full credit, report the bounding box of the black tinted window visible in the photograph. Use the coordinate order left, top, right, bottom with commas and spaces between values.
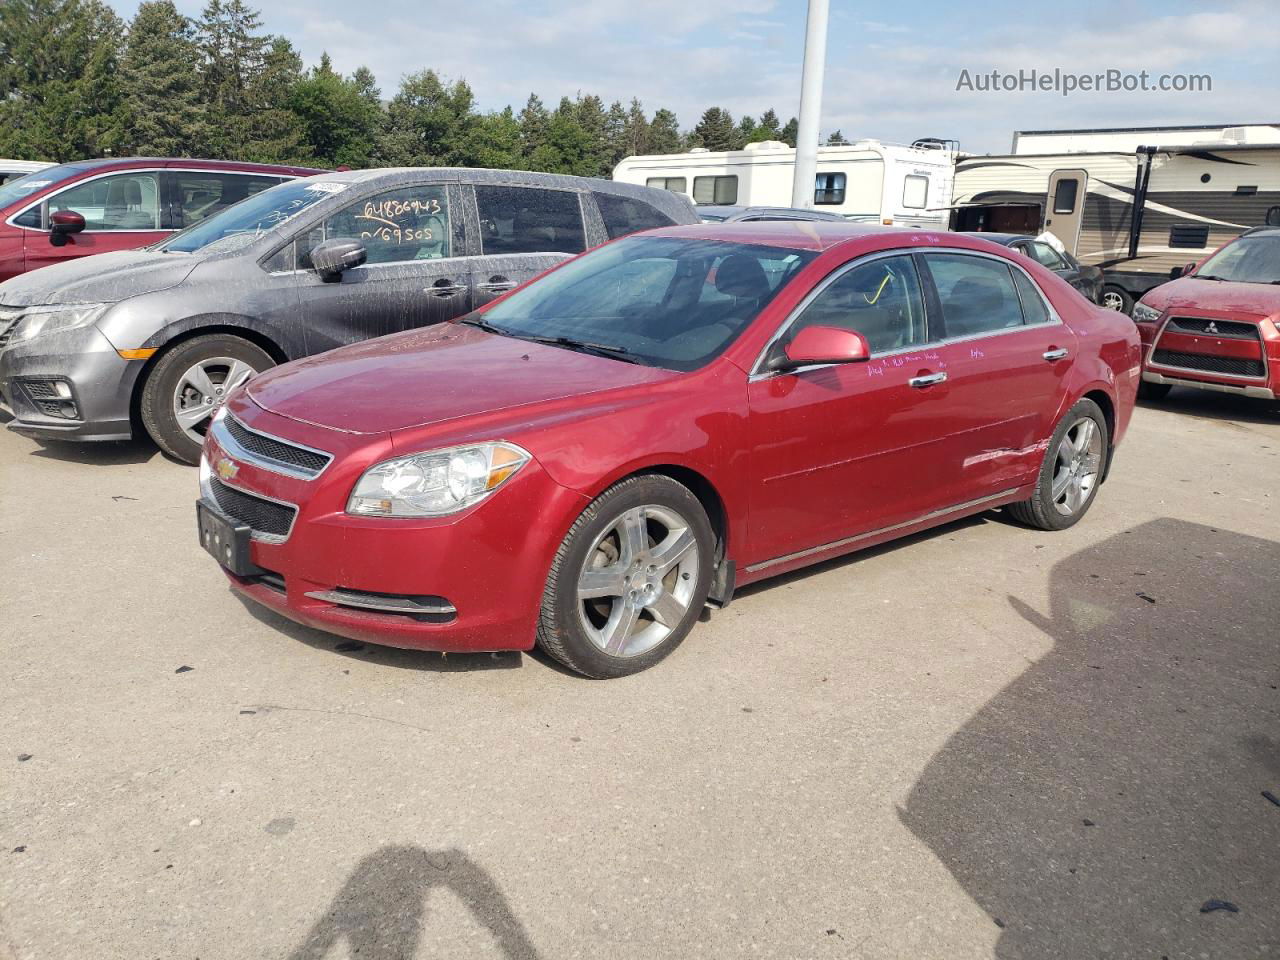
476, 186, 585, 255
815, 172, 846, 205
595, 193, 676, 240
791, 255, 927, 353
926, 254, 1025, 336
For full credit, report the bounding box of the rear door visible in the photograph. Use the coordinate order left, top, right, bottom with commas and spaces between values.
293, 181, 472, 354
919, 251, 1077, 497
469, 184, 588, 305
22, 170, 168, 272
1044, 169, 1088, 254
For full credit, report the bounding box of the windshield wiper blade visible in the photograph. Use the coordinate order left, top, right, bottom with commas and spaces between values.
456, 315, 508, 335
1197, 274, 1226, 281
523, 334, 638, 363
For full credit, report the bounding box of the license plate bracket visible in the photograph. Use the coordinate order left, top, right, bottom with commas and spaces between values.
196, 500, 263, 577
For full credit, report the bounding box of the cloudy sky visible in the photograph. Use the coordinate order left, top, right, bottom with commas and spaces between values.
109, 0, 1276, 154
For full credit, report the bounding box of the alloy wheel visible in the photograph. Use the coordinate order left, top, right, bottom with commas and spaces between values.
1050, 417, 1103, 516
575, 503, 701, 658
172, 356, 258, 446
1101, 290, 1125, 311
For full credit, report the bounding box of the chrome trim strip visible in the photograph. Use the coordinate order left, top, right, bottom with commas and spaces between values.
303, 589, 457, 616
213, 414, 334, 481
748, 248, 1064, 382
1142, 371, 1275, 399
744, 488, 1021, 574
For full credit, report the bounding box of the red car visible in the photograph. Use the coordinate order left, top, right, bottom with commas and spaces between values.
1134, 226, 1280, 403
0, 157, 325, 281
196, 223, 1140, 678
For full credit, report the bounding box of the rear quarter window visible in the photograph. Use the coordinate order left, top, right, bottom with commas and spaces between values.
595, 193, 676, 240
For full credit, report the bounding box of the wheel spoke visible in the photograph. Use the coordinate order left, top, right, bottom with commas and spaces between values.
617, 507, 648, 566
602, 602, 641, 656
176, 404, 212, 430
1056, 436, 1074, 467
1050, 468, 1072, 502
180, 363, 217, 400
648, 527, 694, 575
223, 359, 256, 393
646, 591, 687, 628
1073, 419, 1095, 453
578, 567, 626, 600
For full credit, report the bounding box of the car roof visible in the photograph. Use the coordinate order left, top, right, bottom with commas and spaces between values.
38, 157, 328, 176
1239, 225, 1280, 238
637, 220, 930, 252
698, 204, 850, 222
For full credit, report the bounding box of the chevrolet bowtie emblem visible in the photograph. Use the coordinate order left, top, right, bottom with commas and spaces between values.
215, 457, 240, 481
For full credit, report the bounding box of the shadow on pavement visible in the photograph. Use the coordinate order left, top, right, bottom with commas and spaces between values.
1140, 386, 1280, 426
233, 592, 527, 673
26, 436, 162, 466
899, 518, 1280, 958
288, 845, 541, 960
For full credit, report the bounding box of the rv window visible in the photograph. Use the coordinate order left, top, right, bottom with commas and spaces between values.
693, 175, 738, 205
645, 176, 687, 194
814, 172, 846, 205
1052, 179, 1078, 214
902, 175, 928, 210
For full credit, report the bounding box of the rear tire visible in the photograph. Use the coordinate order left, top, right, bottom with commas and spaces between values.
140, 334, 273, 465
1007, 398, 1109, 532
1101, 286, 1133, 314
536, 475, 714, 679
1137, 381, 1172, 402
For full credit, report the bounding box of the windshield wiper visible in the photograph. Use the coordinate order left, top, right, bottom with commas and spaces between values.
1197, 274, 1226, 281
456, 315, 508, 335
521, 334, 639, 364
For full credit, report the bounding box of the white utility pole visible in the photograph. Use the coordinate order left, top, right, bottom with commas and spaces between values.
790, 0, 830, 209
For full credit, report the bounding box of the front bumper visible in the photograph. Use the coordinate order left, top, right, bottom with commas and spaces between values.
1138, 313, 1280, 402
0, 325, 138, 441
201, 397, 591, 653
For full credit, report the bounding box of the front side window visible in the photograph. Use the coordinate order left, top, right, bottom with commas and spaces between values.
1028, 241, 1068, 270
903, 175, 929, 210
173, 173, 285, 228
315, 185, 451, 265
1196, 235, 1280, 283
788, 255, 927, 354
51, 173, 160, 231
1052, 178, 1079, 214
925, 253, 1026, 336
692, 175, 738, 205
478, 236, 813, 371
476, 185, 585, 256
645, 176, 687, 194
596, 193, 676, 240
815, 172, 846, 205
159, 178, 348, 255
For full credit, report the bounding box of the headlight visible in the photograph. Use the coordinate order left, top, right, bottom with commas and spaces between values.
348, 442, 531, 517
1131, 301, 1162, 324
8, 303, 109, 345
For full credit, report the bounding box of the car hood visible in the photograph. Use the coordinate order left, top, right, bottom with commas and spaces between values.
1145, 277, 1280, 317
0, 249, 199, 307
246, 324, 678, 435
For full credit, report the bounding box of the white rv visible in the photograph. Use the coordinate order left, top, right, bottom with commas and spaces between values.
613, 139, 956, 228
950, 140, 1280, 312
0, 159, 52, 186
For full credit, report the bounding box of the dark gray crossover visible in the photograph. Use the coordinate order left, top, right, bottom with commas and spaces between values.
0, 168, 695, 462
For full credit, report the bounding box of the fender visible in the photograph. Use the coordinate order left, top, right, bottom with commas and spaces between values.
138, 312, 291, 360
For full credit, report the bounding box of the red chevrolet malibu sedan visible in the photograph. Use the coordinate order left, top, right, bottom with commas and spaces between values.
0, 157, 325, 281
1133, 226, 1280, 404
196, 223, 1140, 678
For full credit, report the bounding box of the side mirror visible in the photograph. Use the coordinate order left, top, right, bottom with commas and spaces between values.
771, 325, 871, 372
1171, 262, 1195, 280
310, 239, 367, 281
49, 210, 86, 247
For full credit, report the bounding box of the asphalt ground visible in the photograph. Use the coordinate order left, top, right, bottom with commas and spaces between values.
2, 387, 1278, 959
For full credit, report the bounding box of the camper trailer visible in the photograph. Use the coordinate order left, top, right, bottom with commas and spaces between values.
613, 139, 956, 228
950, 140, 1280, 313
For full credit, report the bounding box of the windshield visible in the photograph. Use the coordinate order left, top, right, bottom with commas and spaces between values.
1196, 235, 1280, 284
157, 178, 347, 254
0, 168, 62, 210
476, 235, 815, 371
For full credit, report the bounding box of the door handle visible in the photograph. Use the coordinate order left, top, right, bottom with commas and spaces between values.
428, 279, 467, 298
477, 275, 517, 293
1043, 347, 1069, 361
908, 372, 947, 388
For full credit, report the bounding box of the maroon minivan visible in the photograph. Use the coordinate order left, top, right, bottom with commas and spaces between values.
0, 158, 326, 281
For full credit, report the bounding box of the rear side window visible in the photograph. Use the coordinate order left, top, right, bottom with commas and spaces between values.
173, 173, 284, 228
51, 173, 161, 231
595, 193, 676, 240
1011, 269, 1052, 325
925, 253, 1025, 337
476, 185, 586, 255
645, 176, 686, 193
789, 255, 927, 354
693, 175, 738, 205
311, 185, 451, 266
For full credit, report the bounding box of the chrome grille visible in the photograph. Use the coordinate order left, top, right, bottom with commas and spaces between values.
214, 415, 332, 480
1166, 316, 1260, 341
207, 478, 296, 540
1151, 349, 1265, 378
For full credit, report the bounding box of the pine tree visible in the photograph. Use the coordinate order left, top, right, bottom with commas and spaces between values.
378, 70, 480, 167
621, 98, 649, 157
826, 129, 850, 145
734, 115, 758, 150
780, 116, 799, 148
647, 108, 681, 154
289, 55, 383, 167
691, 107, 736, 152
757, 109, 782, 139
574, 93, 609, 177
119, 1, 206, 156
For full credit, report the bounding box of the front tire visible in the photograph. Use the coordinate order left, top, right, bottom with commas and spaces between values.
140, 334, 273, 464
1100, 286, 1133, 314
537, 475, 714, 679
1007, 399, 1109, 531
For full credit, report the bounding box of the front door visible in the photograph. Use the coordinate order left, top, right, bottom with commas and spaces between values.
294, 182, 474, 355
1044, 169, 1088, 255
746, 253, 954, 566
23, 170, 169, 273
